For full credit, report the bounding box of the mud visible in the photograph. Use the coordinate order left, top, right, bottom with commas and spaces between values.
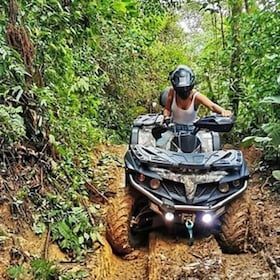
0, 144, 279, 280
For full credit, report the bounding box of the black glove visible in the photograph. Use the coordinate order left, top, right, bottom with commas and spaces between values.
164, 117, 171, 126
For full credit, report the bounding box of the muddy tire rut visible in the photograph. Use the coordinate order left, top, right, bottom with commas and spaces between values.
91, 231, 273, 280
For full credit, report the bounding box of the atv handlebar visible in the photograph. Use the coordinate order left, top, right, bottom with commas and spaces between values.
194, 114, 234, 133
161, 114, 234, 134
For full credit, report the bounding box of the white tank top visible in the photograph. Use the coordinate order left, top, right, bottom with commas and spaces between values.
171, 92, 198, 125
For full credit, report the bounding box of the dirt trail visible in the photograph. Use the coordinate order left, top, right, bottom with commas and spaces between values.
224, 253, 272, 279
147, 234, 224, 280
89, 234, 274, 280
88, 145, 279, 280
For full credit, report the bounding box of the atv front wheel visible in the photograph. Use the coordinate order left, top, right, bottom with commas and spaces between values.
218, 194, 249, 253
106, 192, 135, 254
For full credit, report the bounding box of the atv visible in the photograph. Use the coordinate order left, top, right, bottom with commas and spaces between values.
106, 106, 250, 255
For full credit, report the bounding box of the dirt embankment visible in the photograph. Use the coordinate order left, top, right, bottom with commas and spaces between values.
0, 145, 279, 280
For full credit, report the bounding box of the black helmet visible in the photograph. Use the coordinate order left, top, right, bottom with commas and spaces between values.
169, 65, 195, 90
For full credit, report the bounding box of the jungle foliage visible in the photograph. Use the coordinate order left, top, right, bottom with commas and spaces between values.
0, 0, 279, 270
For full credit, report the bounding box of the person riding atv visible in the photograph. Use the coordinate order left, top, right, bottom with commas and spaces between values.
162, 65, 232, 129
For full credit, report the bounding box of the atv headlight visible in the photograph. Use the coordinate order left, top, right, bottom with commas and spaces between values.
164, 212, 175, 222
202, 213, 213, 224
232, 179, 241, 188
150, 178, 161, 190
137, 173, 146, 182
218, 183, 229, 193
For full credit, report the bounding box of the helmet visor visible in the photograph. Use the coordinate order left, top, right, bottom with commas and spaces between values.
177, 70, 192, 87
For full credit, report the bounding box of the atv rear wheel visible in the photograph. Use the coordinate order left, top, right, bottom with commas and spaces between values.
218, 194, 249, 253
106, 191, 136, 255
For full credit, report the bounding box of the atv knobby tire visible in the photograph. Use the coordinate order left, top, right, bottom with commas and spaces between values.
106, 192, 134, 255
218, 194, 249, 253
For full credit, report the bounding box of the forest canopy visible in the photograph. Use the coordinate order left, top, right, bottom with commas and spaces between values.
1, 1, 279, 148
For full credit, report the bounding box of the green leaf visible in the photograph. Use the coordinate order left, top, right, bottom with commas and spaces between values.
272, 170, 280, 181
254, 136, 271, 143
262, 123, 280, 146
91, 231, 104, 245
48, 134, 57, 144
84, 232, 90, 240
32, 221, 47, 235
242, 136, 255, 147
112, 1, 127, 13
6, 265, 26, 280
11, 86, 24, 101
78, 236, 84, 244
261, 96, 280, 104
73, 224, 80, 234
58, 221, 72, 239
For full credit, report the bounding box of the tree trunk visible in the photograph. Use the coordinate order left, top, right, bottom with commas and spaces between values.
244, 0, 259, 13
228, 0, 243, 116
218, 3, 225, 50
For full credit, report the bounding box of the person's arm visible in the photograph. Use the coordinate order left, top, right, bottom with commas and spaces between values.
163, 88, 174, 119
195, 92, 232, 117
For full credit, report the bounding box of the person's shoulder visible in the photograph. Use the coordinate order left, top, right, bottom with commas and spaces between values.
193, 89, 209, 99
192, 89, 201, 98
192, 90, 207, 105
168, 87, 174, 97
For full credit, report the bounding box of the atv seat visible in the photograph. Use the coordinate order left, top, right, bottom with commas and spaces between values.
171, 132, 201, 153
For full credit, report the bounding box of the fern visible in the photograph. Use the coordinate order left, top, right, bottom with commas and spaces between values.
262, 123, 280, 147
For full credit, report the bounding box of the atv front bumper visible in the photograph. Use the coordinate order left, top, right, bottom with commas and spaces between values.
128, 173, 248, 213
